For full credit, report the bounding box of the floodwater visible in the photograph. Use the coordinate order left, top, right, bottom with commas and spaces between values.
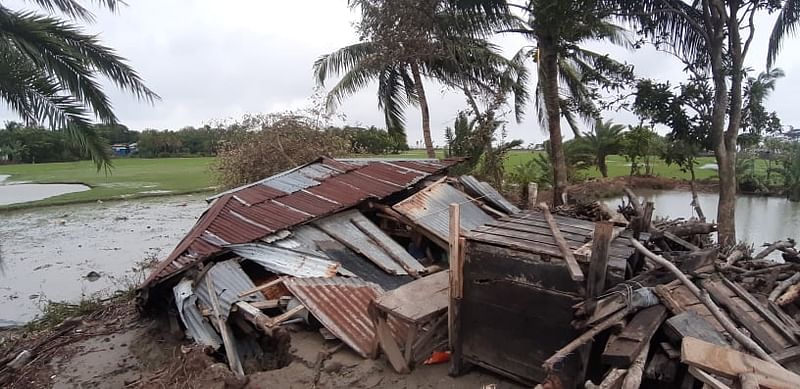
0, 195, 208, 326
607, 190, 800, 252
0, 174, 91, 206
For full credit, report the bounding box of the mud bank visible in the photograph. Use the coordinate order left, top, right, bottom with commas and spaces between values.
0, 195, 208, 325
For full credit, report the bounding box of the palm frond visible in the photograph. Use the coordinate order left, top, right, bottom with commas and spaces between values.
378, 64, 413, 135
25, 0, 123, 21
313, 42, 376, 87
767, 0, 800, 69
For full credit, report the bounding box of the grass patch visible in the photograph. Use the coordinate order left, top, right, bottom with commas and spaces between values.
24, 298, 106, 332
0, 157, 217, 209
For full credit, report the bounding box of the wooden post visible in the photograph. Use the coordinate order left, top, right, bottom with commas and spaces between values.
586, 221, 614, 313
540, 202, 585, 282
527, 182, 538, 209
206, 276, 245, 377
448, 204, 465, 376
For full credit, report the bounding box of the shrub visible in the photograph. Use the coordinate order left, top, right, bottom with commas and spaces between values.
215, 114, 350, 189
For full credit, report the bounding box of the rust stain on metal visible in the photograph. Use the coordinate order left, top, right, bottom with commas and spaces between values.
283, 277, 384, 358
145, 157, 457, 286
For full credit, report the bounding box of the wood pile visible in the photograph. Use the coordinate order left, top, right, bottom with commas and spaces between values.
535, 188, 800, 388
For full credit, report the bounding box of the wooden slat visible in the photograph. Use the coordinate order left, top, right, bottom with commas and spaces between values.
664, 311, 730, 347
681, 337, 800, 389
586, 222, 613, 313
375, 270, 449, 323
480, 220, 588, 243
540, 203, 584, 282
602, 305, 667, 367
722, 277, 797, 345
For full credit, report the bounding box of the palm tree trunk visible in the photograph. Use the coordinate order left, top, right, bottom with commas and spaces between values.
538, 39, 568, 206
411, 62, 435, 159
599, 155, 608, 178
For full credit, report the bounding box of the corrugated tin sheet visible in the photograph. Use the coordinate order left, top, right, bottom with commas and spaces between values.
145, 157, 457, 286
315, 209, 425, 275
283, 277, 384, 358
269, 225, 412, 290
460, 175, 520, 214
228, 243, 341, 278
173, 279, 222, 349
392, 182, 495, 243
195, 260, 265, 319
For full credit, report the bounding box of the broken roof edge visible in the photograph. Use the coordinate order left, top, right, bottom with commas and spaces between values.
205, 157, 325, 203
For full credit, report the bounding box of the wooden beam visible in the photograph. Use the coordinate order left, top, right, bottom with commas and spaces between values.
586, 222, 614, 313
721, 276, 797, 344
238, 277, 284, 298
539, 202, 584, 282
266, 304, 305, 328
687, 366, 733, 389
662, 230, 700, 251
602, 305, 667, 367
681, 337, 800, 389
206, 276, 245, 377
449, 203, 462, 299
352, 219, 420, 277
448, 203, 465, 376
527, 182, 538, 210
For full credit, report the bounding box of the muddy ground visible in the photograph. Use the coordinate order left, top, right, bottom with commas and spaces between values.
0, 195, 207, 325
0, 300, 523, 389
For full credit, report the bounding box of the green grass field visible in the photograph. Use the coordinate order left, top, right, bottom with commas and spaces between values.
0, 158, 217, 209
3, 151, 768, 209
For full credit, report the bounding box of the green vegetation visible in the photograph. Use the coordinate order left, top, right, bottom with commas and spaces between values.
0, 157, 215, 209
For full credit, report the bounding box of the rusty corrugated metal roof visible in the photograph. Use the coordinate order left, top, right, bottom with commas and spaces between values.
392, 182, 495, 244
144, 157, 457, 287
283, 277, 384, 358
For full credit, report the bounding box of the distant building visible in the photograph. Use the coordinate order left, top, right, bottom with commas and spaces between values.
111, 143, 137, 157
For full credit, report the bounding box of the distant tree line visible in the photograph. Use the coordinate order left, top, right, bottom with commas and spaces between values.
0, 118, 409, 164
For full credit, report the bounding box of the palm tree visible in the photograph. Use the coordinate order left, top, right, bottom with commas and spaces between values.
0, 0, 158, 169
767, 0, 800, 69
578, 120, 625, 177
314, 0, 526, 159
497, 1, 632, 205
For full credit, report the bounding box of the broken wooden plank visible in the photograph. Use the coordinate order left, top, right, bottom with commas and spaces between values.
687, 366, 733, 389
586, 222, 614, 314
206, 276, 245, 377
662, 230, 700, 251
621, 341, 649, 389
681, 337, 800, 389
267, 304, 305, 328
663, 311, 729, 347
238, 277, 284, 298
602, 305, 667, 367
722, 276, 797, 344
540, 202, 584, 282
772, 345, 800, 364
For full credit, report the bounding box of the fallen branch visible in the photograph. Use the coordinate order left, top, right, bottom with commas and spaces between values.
585, 368, 627, 389
628, 239, 777, 364
623, 187, 643, 217
723, 250, 744, 269
543, 307, 629, 371
665, 222, 717, 238
769, 272, 800, 302
754, 239, 796, 261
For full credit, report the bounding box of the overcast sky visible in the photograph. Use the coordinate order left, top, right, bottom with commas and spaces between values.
3, 1, 800, 146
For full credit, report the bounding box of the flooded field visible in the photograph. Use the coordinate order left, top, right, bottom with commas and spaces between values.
0, 195, 208, 326
608, 190, 800, 254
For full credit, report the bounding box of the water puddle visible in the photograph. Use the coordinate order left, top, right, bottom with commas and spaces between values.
607, 190, 800, 258
0, 195, 208, 325
0, 183, 91, 206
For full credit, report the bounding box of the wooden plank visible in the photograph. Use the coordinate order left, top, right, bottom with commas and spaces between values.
376, 313, 409, 373
681, 337, 800, 389
478, 221, 588, 244
540, 203, 584, 282
703, 279, 786, 353
687, 366, 733, 389
503, 213, 594, 234
722, 277, 797, 345
662, 230, 700, 251
586, 222, 613, 313
352, 219, 420, 277
238, 277, 284, 298
602, 305, 667, 367
206, 276, 245, 377
772, 345, 800, 364
469, 231, 564, 258
664, 311, 730, 347
375, 270, 449, 323
574, 226, 625, 261
248, 300, 280, 310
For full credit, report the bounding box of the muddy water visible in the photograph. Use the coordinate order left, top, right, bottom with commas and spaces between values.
607, 190, 800, 253
0, 195, 208, 326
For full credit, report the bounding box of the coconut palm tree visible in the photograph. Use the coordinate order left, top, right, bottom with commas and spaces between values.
767, 1, 800, 69
314, 0, 527, 159
0, 0, 158, 169
578, 120, 625, 177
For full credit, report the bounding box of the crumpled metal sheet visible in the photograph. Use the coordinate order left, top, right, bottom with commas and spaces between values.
173, 279, 222, 349
146, 157, 458, 287
460, 175, 520, 214
283, 277, 385, 358
392, 182, 495, 243
194, 260, 265, 320
315, 209, 425, 275
227, 243, 341, 278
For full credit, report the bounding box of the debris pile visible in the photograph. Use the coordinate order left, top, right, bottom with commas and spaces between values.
138, 157, 800, 388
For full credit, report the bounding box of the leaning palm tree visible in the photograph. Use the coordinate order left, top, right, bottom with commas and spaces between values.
767, 0, 800, 69
578, 120, 625, 178
0, 0, 158, 169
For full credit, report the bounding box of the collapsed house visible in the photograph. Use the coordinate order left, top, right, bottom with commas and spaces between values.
141, 156, 800, 388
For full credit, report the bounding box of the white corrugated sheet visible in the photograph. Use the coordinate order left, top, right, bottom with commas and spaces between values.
173, 279, 222, 349
228, 243, 342, 278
